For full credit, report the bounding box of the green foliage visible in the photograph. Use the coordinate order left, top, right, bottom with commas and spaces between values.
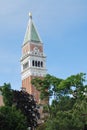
1, 73, 87, 130
32, 73, 86, 101
32, 73, 87, 130
1, 83, 39, 129
0, 106, 27, 130
36, 123, 46, 130
32, 74, 62, 100
45, 110, 83, 130
1, 83, 13, 106
58, 73, 86, 98
13, 90, 40, 128
45, 97, 87, 130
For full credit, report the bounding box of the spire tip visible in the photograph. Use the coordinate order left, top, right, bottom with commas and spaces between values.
29, 12, 32, 19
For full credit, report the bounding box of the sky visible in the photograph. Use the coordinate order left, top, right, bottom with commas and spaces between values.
0, 0, 87, 90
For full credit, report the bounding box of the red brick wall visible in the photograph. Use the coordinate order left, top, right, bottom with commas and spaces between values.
22, 43, 43, 55
22, 76, 40, 104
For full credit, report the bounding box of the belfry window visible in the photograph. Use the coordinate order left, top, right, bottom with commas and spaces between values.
32, 60, 43, 68
32, 60, 34, 66
38, 61, 40, 67
41, 61, 43, 67
35, 61, 37, 67
23, 62, 29, 70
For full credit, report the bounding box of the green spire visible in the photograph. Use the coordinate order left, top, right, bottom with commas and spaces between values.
23, 13, 42, 44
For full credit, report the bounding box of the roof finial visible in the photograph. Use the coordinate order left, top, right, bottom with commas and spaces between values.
29, 12, 32, 19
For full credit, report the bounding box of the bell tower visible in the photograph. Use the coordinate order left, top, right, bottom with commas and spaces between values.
20, 13, 47, 103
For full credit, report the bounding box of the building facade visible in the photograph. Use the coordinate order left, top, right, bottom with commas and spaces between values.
21, 13, 47, 103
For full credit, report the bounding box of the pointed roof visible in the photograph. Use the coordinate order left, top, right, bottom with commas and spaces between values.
23, 13, 42, 44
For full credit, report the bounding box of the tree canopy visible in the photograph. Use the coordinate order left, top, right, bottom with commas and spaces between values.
0, 106, 27, 130
1, 83, 39, 130
0, 72, 87, 130
32, 73, 87, 130
32, 73, 87, 101
13, 90, 40, 128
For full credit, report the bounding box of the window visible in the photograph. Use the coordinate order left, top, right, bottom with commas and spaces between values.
32, 60, 34, 66
23, 62, 29, 70
32, 60, 43, 68
41, 61, 43, 67
35, 61, 37, 67
38, 61, 40, 67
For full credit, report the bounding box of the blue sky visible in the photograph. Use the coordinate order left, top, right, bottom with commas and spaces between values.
0, 0, 87, 90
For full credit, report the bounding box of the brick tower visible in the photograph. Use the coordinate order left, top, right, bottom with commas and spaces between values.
21, 13, 47, 103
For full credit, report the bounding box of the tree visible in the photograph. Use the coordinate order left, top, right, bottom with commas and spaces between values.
32, 73, 86, 101
1, 83, 13, 106
45, 110, 83, 130
13, 90, 40, 129
32, 74, 62, 101
72, 97, 87, 130
32, 73, 87, 130
0, 106, 27, 130
44, 97, 87, 130
1, 84, 39, 130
